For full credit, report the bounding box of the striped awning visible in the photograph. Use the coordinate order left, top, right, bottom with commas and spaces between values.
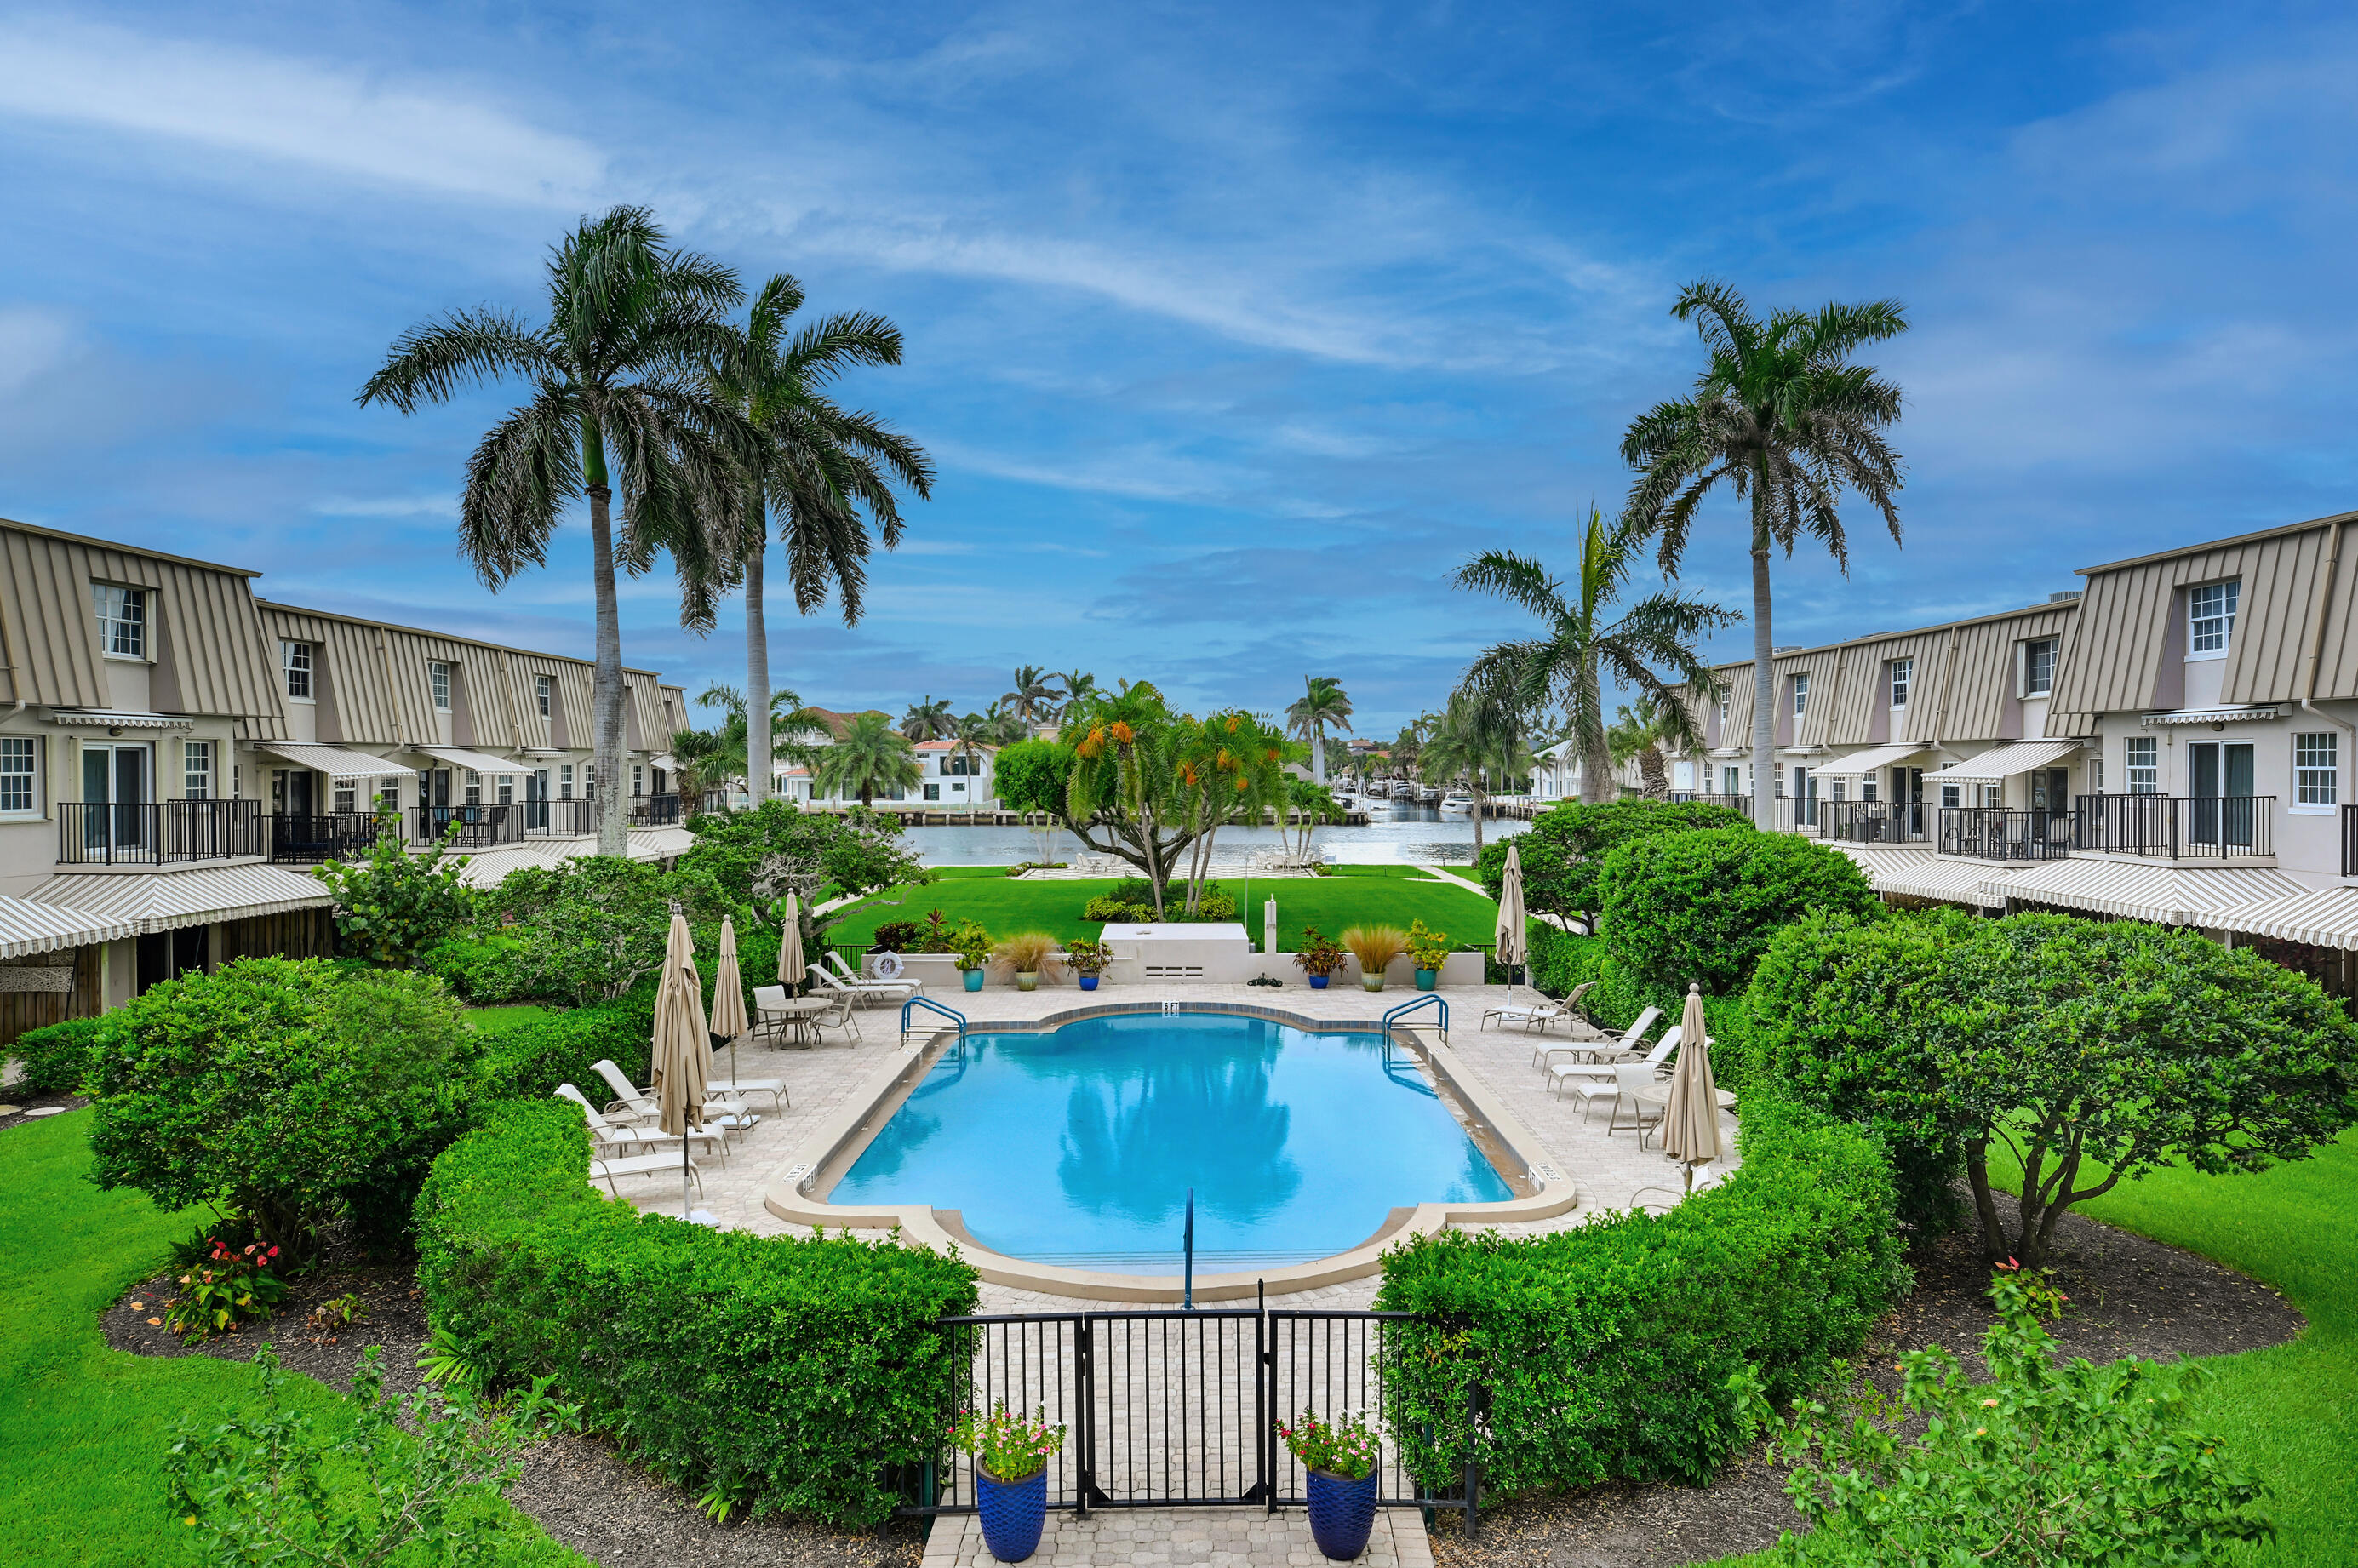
1826, 844, 1932, 873
1936, 739, 2084, 783
2207, 886, 2358, 951
1979, 858, 2308, 925
260, 742, 406, 777
28, 863, 334, 935
1822, 742, 1926, 776
1876, 856, 2023, 909
416, 746, 526, 776
0, 896, 136, 959
625, 826, 696, 863
2140, 706, 2286, 726
453, 844, 575, 889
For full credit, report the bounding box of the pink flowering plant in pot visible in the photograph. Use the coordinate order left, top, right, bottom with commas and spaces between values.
1281, 1408, 1382, 1559
952, 1400, 1067, 1563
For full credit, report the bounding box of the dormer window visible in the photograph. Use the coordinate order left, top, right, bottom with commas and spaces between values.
535, 674, 553, 718
1889, 657, 1912, 710
2189, 581, 2238, 657
1790, 672, 1810, 717
430, 661, 451, 711
2021, 638, 2057, 697
281, 640, 313, 701
92, 584, 145, 659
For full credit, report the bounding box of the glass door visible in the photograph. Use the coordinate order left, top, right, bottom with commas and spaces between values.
81, 742, 149, 853
2187, 742, 2254, 848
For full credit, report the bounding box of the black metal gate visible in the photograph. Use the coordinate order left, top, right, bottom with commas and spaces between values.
901, 1305, 1478, 1534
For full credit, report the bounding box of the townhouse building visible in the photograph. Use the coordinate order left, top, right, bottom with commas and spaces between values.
0, 518, 690, 1046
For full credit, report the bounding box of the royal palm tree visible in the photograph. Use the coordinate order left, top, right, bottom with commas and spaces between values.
703, 274, 932, 809
1056, 670, 1099, 724
1003, 666, 1058, 732
901, 695, 955, 741
359, 206, 753, 856
1620, 278, 1907, 825
1284, 676, 1354, 787
809, 711, 923, 807
1455, 506, 1732, 806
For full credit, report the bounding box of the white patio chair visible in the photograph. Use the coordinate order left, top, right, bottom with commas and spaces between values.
555, 1084, 728, 1164
1544, 1025, 1679, 1097
591, 1059, 759, 1136
810, 987, 863, 1047
587, 1151, 704, 1197
1533, 1003, 1659, 1071
1485, 981, 1596, 1043
1603, 1062, 1666, 1139
815, 959, 920, 1008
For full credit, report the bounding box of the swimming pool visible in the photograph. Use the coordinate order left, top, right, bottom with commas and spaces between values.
828, 1012, 1512, 1271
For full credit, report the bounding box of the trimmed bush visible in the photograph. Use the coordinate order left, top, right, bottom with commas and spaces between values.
1376, 1097, 1904, 1494
419, 934, 535, 1004
476, 988, 657, 1102
1524, 924, 1757, 1089
1600, 828, 1877, 994
1474, 799, 1753, 918
415, 1099, 979, 1527
9, 1016, 104, 1095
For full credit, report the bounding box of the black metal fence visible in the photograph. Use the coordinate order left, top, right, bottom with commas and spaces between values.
415, 804, 522, 849
269, 811, 384, 864
631, 793, 685, 826
59, 799, 265, 865
1937, 805, 2076, 861
520, 797, 598, 836
2077, 793, 2274, 860
1811, 798, 1932, 844
900, 1306, 1478, 1533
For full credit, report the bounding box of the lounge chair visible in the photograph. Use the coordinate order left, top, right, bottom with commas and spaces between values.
591, 1059, 759, 1136
1482, 981, 1597, 1040
1543, 1024, 1679, 1097
1533, 1004, 1661, 1071
813, 961, 919, 1008
587, 1151, 705, 1197
556, 1084, 730, 1163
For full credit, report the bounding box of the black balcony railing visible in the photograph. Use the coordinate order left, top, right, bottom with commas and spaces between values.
1816, 798, 1934, 844
2076, 793, 2274, 860
1938, 805, 2078, 861
269, 812, 387, 865
415, 804, 523, 850
59, 799, 266, 865
630, 793, 684, 827
2345, 804, 2358, 878
1665, 791, 1750, 810
519, 797, 598, 835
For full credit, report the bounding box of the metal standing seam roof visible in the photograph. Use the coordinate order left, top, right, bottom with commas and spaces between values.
27, 863, 334, 935
1977, 858, 2309, 925
1933, 738, 2086, 783
1874, 856, 2023, 909
2201, 886, 2358, 951
0, 896, 137, 959
259, 741, 407, 776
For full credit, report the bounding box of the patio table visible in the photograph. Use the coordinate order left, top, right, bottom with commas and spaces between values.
758, 995, 832, 1050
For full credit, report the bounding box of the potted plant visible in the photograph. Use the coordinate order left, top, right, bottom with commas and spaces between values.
1292, 925, 1346, 990
990, 931, 1064, 993
1341, 925, 1409, 993
1280, 1408, 1381, 1560
952, 1399, 1067, 1563
953, 919, 991, 993
1065, 936, 1110, 991
1406, 920, 1451, 991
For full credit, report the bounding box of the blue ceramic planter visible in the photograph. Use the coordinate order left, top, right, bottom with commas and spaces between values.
1305, 1466, 1378, 1559
976, 1466, 1048, 1562
1308, 974, 1331, 990
963, 970, 986, 993
1413, 968, 1438, 991
1078, 974, 1100, 991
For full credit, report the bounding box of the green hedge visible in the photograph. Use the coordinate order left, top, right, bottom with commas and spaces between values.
415, 1099, 979, 1527
474, 990, 658, 1102
1598, 827, 1879, 994
1376, 1096, 1904, 1494
9, 1016, 103, 1095
419, 934, 535, 1003
1474, 799, 1754, 918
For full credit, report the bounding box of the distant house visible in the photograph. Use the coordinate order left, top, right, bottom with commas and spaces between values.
767, 711, 998, 806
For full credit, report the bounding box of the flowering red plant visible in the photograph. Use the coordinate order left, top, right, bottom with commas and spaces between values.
950, 1399, 1067, 1484
163, 1238, 289, 1344
1279, 1408, 1379, 1481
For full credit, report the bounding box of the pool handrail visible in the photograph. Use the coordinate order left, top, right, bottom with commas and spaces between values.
1381, 993, 1447, 1044
901, 994, 969, 1055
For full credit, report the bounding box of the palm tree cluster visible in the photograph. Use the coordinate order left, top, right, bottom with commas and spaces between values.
360, 205, 930, 853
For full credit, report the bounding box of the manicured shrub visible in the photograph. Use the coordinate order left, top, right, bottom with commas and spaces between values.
1524, 924, 1757, 1089
476, 988, 657, 1102
1600, 828, 1877, 994
87, 959, 483, 1255
310, 824, 477, 967
1377, 1097, 1904, 1495
9, 1016, 104, 1095
419, 934, 535, 1003
415, 1099, 979, 1527
1474, 799, 1753, 918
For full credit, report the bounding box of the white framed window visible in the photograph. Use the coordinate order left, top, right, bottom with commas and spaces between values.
91, 584, 146, 658
183, 740, 212, 800
430, 661, 452, 711
0, 736, 38, 814
1889, 657, 1913, 710
1983, 783, 2001, 807
1862, 775, 1880, 803
334, 780, 358, 813
559, 764, 575, 800
2189, 581, 2238, 657
496, 775, 514, 806
464, 770, 482, 805
535, 674, 553, 718
2021, 638, 2057, 697
1831, 778, 1847, 802
281, 640, 313, 701
2126, 736, 2160, 794
2294, 733, 2338, 808
632, 764, 644, 797
1791, 672, 1810, 716
1716, 697, 1730, 732
1940, 782, 1961, 809
2087, 757, 2103, 795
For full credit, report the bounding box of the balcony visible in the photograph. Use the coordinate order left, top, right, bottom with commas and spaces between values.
1938, 806, 2077, 861
58, 800, 266, 866
630, 793, 684, 827
520, 798, 598, 836
272, 812, 386, 865
415, 804, 524, 850
1812, 798, 1933, 845
2076, 793, 2275, 861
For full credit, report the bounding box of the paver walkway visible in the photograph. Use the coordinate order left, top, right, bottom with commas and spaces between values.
919, 1504, 1433, 1567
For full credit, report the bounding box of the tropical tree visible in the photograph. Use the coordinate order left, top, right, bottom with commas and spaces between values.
665, 726, 734, 804
1284, 677, 1354, 787
691, 683, 814, 792
704, 273, 932, 810
948, 711, 999, 779
807, 712, 922, 807
1454, 506, 1733, 806
1607, 697, 1676, 798
359, 206, 753, 857
982, 701, 1028, 747
1003, 666, 1058, 732
1620, 278, 1908, 826
1418, 688, 1530, 851
901, 695, 955, 741
1056, 671, 1099, 723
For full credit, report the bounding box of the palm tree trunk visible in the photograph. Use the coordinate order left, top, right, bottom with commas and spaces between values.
745, 535, 771, 810
582, 419, 628, 859
1472, 776, 1486, 851
1311, 718, 1325, 786
1579, 650, 1614, 805
1749, 518, 1777, 831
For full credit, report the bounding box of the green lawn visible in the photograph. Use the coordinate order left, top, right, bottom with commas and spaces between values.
0, 1112, 579, 1567
835, 867, 1501, 952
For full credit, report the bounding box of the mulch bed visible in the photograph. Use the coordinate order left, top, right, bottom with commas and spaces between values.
105, 1260, 923, 1567
0, 1090, 89, 1128
1428, 1203, 2305, 1568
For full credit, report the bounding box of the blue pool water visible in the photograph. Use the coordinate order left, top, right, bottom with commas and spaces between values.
830, 1013, 1512, 1270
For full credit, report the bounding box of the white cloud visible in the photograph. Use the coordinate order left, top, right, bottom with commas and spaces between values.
0, 18, 604, 205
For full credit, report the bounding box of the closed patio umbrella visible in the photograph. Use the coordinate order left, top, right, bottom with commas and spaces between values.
1659, 981, 1723, 1193
712, 915, 751, 1088
650, 907, 710, 1220
1494, 842, 1529, 993
777, 892, 807, 991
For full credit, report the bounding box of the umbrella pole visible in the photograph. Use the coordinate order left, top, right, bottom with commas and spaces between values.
683, 1131, 691, 1221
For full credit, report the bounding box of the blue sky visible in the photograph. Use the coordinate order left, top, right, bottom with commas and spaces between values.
3, 3, 2354, 736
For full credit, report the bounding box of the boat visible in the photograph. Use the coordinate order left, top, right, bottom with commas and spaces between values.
1418, 785, 1441, 803
1439, 790, 1474, 812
